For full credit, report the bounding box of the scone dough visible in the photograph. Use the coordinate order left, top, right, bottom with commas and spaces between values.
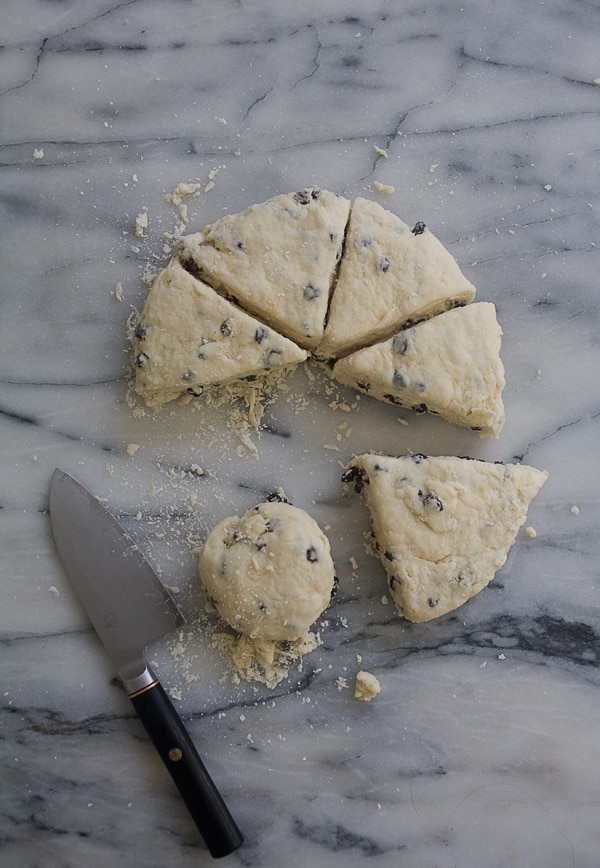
332, 302, 505, 437
354, 671, 382, 702
317, 197, 476, 359
199, 500, 335, 641
345, 453, 547, 622
133, 259, 307, 407
178, 187, 350, 349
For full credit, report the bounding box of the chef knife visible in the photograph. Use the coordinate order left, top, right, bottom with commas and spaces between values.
48, 468, 243, 859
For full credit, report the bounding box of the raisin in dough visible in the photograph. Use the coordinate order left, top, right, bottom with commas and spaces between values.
345, 453, 547, 623
317, 198, 476, 359
133, 259, 307, 407
332, 302, 505, 437
198, 501, 335, 641
177, 188, 350, 350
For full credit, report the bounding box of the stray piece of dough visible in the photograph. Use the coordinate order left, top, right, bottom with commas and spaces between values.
354, 671, 381, 701
199, 499, 335, 642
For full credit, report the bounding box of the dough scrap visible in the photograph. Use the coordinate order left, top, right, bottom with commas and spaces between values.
345, 453, 547, 622
132, 259, 307, 407
332, 302, 505, 437
215, 630, 321, 689
198, 500, 335, 642
354, 670, 382, 701
178, 187, 350, 349
317, 197, 476, 359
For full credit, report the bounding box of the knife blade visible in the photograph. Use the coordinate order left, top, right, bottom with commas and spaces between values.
49, 468, 243, 859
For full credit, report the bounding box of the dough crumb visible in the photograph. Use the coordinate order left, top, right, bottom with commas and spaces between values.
134, 212, 148, 237
165, 182, 201, 223
335, 676, 349, 691
33, 148, 45, 160
525, 525, 537, 538
126, 443, 140, 457
48, 586, 60, 597
113, 282, 124, 302
373, 145, 388, 158
354, 671, 381, 702
373, 181, 395, 194
571, 505, 580, 516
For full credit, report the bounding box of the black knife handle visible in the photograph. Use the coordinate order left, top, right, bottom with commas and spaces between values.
129, 679, 243, 859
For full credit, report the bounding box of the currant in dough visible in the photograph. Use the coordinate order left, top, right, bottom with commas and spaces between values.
344, 453, 547, 623
331, 302, 505, 437
317, 197, 476, 359
133, 259, 307, 407
198, 499, 336, 641
178, 187, 350, 349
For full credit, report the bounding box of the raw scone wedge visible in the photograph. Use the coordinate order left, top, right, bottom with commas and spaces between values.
332, 302, 505, 437
133, 259, 307, 407
343, 453, 547, 622
317, 198, 476, 359
177, 187, 350, 350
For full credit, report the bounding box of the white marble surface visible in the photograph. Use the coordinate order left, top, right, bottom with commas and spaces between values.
2, 0, 600, 865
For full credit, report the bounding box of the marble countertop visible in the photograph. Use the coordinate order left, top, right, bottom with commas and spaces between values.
2, 1, 599, 865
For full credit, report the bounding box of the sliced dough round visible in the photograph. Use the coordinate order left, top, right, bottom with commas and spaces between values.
344, 453, 547, 623
317, 197, 476, 359
198, 500, 336, 642
332, 302, 505, 437
177, 187, 350, 349
133, 259, 307, 407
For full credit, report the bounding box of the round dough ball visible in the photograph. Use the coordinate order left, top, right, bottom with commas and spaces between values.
199, 500, 335, 641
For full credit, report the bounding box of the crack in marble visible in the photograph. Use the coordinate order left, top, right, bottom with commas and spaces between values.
514, 407, 600, 464
0, 38, 47, 98
458, 42, 600, 89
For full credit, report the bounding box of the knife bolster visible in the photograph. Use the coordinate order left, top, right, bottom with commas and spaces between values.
125, 665, 158, 697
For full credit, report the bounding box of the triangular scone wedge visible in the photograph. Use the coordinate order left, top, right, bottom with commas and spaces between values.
343, 454, 548, 623
133, 259, 307, 407
317, 198, 476, 359
177, 188, 350, 350
332, 302, 505, 437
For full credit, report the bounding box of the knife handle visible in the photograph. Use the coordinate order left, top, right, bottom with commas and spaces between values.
129, 678, 244, 859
